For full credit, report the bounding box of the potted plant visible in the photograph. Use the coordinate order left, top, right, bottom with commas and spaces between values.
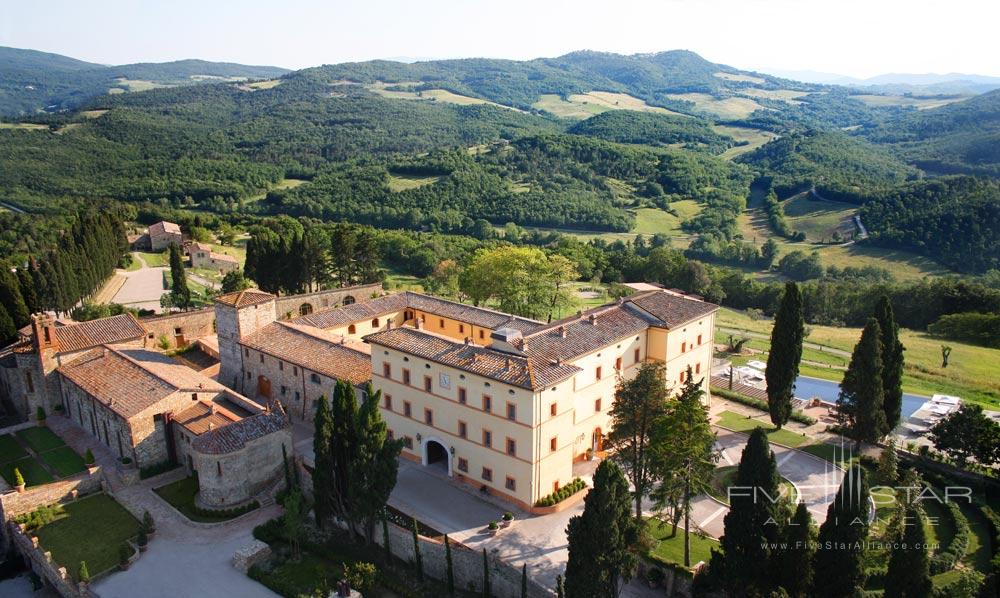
143, 511, 156, 538
12, 467, 25, 493
78, 561, 90, 585
501, 512, 514, 528
36, 406, 46, 427
487, 521, 499, 536
118, 544, 131, 571
84, 449, 95, 468
137, 529, 148, 552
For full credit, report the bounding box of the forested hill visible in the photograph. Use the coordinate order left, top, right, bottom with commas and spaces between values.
861, 89, 1000, 177
0, 46, 289, 115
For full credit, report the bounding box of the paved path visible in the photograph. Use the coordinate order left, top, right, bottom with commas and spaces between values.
111, 253, 169, 313
93, 471, 280, 598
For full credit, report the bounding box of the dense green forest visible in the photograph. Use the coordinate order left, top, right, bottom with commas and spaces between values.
567, 110, 735, 153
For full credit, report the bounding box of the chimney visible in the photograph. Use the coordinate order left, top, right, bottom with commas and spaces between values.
210, 402, 216, 415
208, 422, 215, 431
558, 325, 567, 338
31, 313, 59, 353
505, 358, 512, 370
415, 318, 423, 330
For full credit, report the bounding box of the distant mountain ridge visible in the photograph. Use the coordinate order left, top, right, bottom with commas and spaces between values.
0, 46, 290, 116
762, 67, 1000, 95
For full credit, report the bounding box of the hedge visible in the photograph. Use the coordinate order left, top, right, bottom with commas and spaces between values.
929, 498, 971, 575
710, 387, 817, 425
194, 500, 259, 520
534, 477, 586, 507
139, 461, 174, 479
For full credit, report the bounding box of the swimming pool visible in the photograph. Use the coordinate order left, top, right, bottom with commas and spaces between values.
793, 375, 928, 419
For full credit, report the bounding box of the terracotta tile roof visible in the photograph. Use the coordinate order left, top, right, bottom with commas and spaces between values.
523, 303, 660, 363
54, 314, 146, 353
58, 346, 231, 418
214, 289, 275, 308
149, 221, 181, 236
627, 290, 718, 329
364, 327, 580, 390
293, 291, 545, 334
241, 321, 373, 385
174, 400, 241, 435
191, 408, 289, 455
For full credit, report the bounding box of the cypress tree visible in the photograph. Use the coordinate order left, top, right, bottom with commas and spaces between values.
412, 517, 423, 581
715, 427, 784, 596
874, 296, 905, 431
565, 460, 639, 598
312, 394, 334, 529
350, 383, 403, 543
168, 243, 190, 308
812, 466, 871, 598
556, 575, 564, 598
876, 439, 899, 486
0, 304, 15, 345
382, 510, 392, 563
521, 563, 528, 598
766, 282, 804, 428
773, 502, 816, 597
445, 534, 455, 596
884, 505, 932, 598
482, 548, 490, 598
838, 317, 888, 448
330, 380, 357, 523
0, 268, 30, 329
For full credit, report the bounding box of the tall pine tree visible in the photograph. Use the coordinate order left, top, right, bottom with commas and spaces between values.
874, 296, 905, 431
168, 243, 191, 309
884, 504, 932, 598
838, 317, 888, 448
565, 460, 639, 598
715, 427, 784, 596
312, 394, 335, 529
812, 466, 871, 598
766, 282, 804, 429
0, 268, 30, 329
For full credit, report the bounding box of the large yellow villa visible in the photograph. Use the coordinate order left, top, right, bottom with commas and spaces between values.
214, 286, 718, 510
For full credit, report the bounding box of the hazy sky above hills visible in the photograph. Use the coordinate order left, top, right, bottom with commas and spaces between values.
2, 0, 998, 78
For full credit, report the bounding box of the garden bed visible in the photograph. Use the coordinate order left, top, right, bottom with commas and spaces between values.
645, 517, 717, 571
0, 428, 86, 487
706, 465, 797, 506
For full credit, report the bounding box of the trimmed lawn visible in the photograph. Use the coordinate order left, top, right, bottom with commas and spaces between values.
35, 493, 141, 581
154, 476, 244, 523
707, 465, 797, 505
798, 443, 855, 467
0, 433, 28, 463
39, 446, 86, 478
16, 426, 66, 453
1, 456, 53, 487
715, 411, 810, 447
646, 518, 716, 568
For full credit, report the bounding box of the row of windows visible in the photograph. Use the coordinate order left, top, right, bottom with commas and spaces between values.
382, 366, 518, 421
384, 395, 521, 456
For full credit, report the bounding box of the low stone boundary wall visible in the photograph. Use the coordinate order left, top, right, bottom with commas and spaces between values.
0, 468, 103, 553
8, 521, 87, 598
233, 539, 271, 573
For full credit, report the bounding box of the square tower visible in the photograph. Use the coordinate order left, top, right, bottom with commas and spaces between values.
214, 290, 277, 393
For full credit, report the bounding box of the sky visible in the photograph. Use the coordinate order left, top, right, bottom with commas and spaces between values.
2, 0, 999, 78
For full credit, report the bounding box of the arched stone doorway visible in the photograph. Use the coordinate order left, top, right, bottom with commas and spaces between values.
422, 437, 451, 476
299, 303, 314, 316
592, 427, 603, 453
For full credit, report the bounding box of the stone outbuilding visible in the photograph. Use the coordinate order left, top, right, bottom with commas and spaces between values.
187, 242, 240, 273
149, 221, 183, 252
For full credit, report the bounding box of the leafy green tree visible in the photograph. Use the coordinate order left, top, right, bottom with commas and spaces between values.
838, 317, 888, 448
459, 246, 577, 320
773, 502, 816, 597
714, 427, 785, 596
312, 394, 335, 529
0, 268, 30, 329
167, 243, 191, 309
884, 505, 932, 598
812, 466, 871, 598
650, 367, 718, 567
607, 362, 670, 520
565, 460, 639, 598
220, 270, 250, 294
929, 403, 1000, 469
766, 282, 804, 428
874, 296, 905, 429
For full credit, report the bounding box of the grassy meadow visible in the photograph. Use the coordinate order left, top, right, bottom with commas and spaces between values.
532, 92, 687, 119
665, 92, 763, 119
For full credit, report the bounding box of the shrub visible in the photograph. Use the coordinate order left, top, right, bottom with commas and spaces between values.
78, 561, 90, 583
139, 461, 173, 479
121, 457, 132, 465
36, 407, 46, 421
930, 499, 971, 574
13, 467, 24, 487
14, 504, 64, 530
137, 529, 148, 547
118, 543, 131, 567
84, 449, 95, 465
647, 566, 665, 585
343, 561, 377, 592
143, 511, 155, 533
54, 404, 64, 413
191, 500, 258, 519
534, 477, 587, 507
253, 517, 283, 544
488, 521, 499, 530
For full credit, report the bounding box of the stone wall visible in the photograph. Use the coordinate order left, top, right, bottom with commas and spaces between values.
0, 468, 103, 553
59, 377, 136, 464
139, 309, 216, 350
8, 521, 85, 598
274, 284, 383, 319
193, 426, 292, 507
